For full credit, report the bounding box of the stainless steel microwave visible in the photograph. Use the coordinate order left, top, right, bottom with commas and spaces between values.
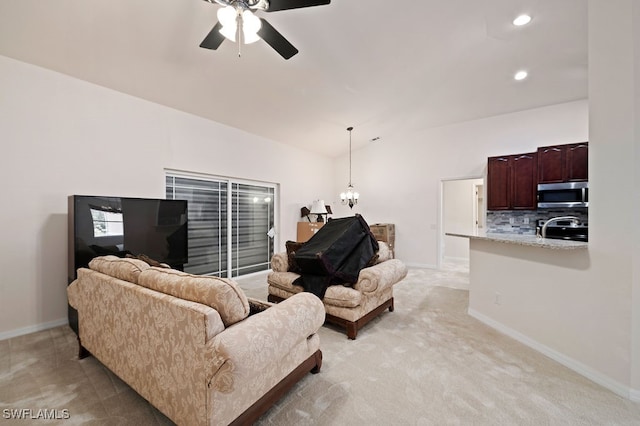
537, 182, 589, 208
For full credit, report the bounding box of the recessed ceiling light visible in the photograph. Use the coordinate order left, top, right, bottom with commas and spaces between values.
513, 14, 532, 26
514, 70, 528, 81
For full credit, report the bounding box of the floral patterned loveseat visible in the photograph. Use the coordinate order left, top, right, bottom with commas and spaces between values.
67, 255, 324, 426
267, 241, 408, 340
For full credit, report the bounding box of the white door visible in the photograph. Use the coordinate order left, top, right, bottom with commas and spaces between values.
441, 178, 484, 270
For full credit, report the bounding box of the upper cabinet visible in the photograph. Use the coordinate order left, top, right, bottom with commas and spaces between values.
487, 142, 588, 211
487, 152, 537, 211
565, 142, 589, 181
487, 156, 510, 210
511, 153, 538, 209
538, 142, 588, 183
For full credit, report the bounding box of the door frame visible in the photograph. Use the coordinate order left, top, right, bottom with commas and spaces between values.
438, 175, 484, 269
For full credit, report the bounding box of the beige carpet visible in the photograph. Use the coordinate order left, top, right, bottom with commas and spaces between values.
2, 268, 640, 425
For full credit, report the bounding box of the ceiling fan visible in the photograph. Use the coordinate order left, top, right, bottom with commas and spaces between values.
200, 0, 331, 60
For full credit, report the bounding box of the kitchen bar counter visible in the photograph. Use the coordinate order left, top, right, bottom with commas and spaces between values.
446, 231, 588, 250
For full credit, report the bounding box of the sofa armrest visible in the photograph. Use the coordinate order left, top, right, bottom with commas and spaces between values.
67, 279, 80, 309
270, 252, 289, 272
354, 259, 408, 293
206, 292, 324, 386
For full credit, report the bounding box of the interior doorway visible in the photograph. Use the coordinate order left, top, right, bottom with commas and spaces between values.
440, 177, 484, 271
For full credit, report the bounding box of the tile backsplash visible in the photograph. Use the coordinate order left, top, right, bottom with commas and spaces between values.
486, 209, 588, 235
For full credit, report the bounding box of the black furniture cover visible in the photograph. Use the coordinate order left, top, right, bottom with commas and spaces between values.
293, 214, 379, 298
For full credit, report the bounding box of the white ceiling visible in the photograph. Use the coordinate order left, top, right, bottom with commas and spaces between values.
0, 0, 587, 157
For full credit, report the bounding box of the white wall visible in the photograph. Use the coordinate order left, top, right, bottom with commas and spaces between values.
589, 0, 640, 395
632, 0, 640, 396
589, 0, 638, 394
0, 55, 334, 338
463, 0, 640, 398
468, 240, 631, 396
333, 100, 588, 268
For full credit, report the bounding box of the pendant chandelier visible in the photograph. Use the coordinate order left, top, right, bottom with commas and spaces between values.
340, 126, 359, 209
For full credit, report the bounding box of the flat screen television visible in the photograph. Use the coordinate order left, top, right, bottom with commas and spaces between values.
68, 195, 188, 334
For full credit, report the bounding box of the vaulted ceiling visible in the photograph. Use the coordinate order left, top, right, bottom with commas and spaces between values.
0, 0, 587, 157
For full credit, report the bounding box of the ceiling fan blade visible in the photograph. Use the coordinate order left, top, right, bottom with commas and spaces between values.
266, 0, 331, 12
258, 18, 299, 60
200, 22, 225, 50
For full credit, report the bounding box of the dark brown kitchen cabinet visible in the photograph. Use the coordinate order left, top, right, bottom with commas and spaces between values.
487, 156, 510, 210
487, 152, 537, 210
538, 142, 588, 183
511, 153, 538, 209
566, 142, 589, 181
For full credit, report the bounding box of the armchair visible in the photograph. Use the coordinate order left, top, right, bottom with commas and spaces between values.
267, 242, 408, 339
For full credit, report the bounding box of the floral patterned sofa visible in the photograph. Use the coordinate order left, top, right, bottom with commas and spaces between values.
67, 255, 324, 426
267, 242, 408, 339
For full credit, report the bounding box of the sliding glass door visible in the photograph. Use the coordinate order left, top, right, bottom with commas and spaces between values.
231, 183, 275, 276
166, 173, 276, 277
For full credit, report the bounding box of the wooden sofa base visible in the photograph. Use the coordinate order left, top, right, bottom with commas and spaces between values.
77, 338, 322, 426
230, 349, 323, 426
268, 294, 395, 340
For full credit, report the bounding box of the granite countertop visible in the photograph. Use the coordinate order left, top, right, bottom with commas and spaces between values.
446, 231, 588, 250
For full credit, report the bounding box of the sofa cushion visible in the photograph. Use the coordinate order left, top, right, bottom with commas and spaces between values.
267, 271, 303, 292
285, 240, 304, 273
322, 286, 362, 308
88, 255, 151, 284
137, 267, 250, 326
267, 271, 362, 308
376, 241, 393, 263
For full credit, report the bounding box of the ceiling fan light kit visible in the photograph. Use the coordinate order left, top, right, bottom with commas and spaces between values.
241, 10, 262, 43
216, 6, 262, 44
200, 0, 331, 59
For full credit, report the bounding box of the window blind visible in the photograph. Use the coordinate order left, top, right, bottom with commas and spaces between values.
166, 174, 275, 278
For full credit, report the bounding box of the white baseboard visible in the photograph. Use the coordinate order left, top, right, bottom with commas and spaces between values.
0, 318, 68, 341
468, 308, 636, 401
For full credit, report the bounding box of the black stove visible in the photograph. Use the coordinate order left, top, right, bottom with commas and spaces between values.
537, 219, 588, 242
